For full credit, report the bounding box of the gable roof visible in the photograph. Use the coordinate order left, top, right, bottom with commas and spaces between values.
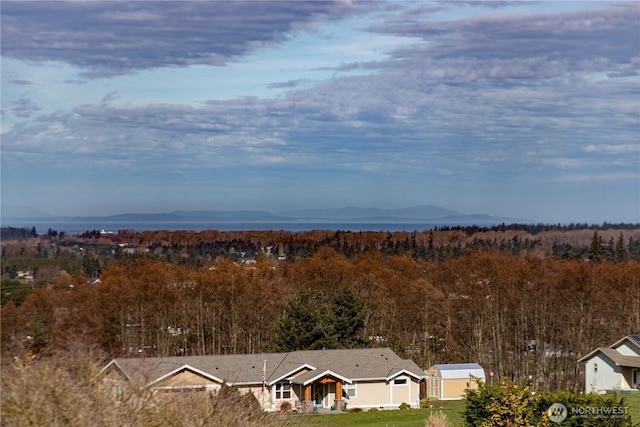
147, 365, 224, 387
577, 347, 640, 368
290, 369, 352, 386
430, 363, 486, 379
101, 347, 424, 387
610, 334, 640, 352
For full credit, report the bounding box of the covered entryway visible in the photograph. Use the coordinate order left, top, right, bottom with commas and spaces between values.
292, 370, 351, 413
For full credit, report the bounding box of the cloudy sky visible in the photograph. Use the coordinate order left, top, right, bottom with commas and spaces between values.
1, 1, 639, 223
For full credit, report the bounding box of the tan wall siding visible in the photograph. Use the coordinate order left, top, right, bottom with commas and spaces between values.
157, 370, 217, 387
103, 368, 126, 382
289, 368, 312, 379
391, 383, 410, 406
346, 379, 420, 409
442, 378, 470, 399
347, 381, 390, 409
391, 380, 420, 407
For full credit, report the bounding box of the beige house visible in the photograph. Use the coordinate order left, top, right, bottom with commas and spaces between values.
578, 334, 640, 394
426, 363, 485, 400
99, 347, 425, 412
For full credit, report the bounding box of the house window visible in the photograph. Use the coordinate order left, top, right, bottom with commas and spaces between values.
594, 363, 598, 373
275, 383, 291, 399
393, 378, 408, 385
344, 383, 356, 398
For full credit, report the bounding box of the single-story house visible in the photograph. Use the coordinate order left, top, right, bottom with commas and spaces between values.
426, 363, 485, 400
578, 334, 640, 394
99, 347, 425, 412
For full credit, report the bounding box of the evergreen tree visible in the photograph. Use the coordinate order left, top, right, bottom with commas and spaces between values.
273, 287, 332, 351
588, 231, 604, 263
332, 285, 368, 348
273, 285, 368, 351
615, 232, 627, 262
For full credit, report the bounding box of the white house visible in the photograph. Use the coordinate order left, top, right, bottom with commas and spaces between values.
426, 363, 485, 400
99, 347, 425, 412
577, 334, 640, 394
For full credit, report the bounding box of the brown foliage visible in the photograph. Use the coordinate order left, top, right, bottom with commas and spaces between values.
3, 243, 639, 392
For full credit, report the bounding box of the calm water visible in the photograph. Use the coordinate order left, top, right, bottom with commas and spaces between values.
1, 220, 446, 235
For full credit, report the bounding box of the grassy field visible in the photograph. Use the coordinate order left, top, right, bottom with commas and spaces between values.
290, 401, 465, 427
622, 393, 640, 423
289, 394, 640, 427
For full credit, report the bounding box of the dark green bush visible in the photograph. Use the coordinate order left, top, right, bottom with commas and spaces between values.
464, 380, 632, 427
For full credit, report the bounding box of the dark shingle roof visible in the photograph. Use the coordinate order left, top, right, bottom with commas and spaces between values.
105, 347, 424, 387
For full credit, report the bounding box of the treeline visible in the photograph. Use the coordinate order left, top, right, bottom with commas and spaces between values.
1, 227, 37, 240
3, 227, 640, 285
2, 248, 638, 392
435, 222, 640, 234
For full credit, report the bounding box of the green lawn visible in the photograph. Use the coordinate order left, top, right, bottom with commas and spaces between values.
289, 401, 465, 427
622, 393, 640, 423
287, 394, 640, 427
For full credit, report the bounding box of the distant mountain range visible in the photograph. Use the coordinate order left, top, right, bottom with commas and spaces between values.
2, 204, 529, 225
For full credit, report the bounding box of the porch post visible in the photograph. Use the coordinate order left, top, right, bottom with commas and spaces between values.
301, 384, 313, 413
334, 381, 346, 411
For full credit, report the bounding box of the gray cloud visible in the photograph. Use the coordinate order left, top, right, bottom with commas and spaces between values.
1, 1, 377, 78
1, 1, 637, 218
9, 97, 42, 118
365, 3, 639, 81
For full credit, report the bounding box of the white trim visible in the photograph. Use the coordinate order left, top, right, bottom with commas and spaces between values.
611, 336, 640, 351
98, 360, 132, 381
153, 384, 219, 391
147, 365, 224, 388
301, 369, 352, 386
344, 382, 357, 398
267, 363, 316, 386
386, 369, 423, 381
274, 382, 292, 400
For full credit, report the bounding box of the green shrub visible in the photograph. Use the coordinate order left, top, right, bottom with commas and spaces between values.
533, 390, 632, 426
464, 380, 633, 427
368, 407, 379, 412
399, 402, 410, 410
349, 407, 363, 413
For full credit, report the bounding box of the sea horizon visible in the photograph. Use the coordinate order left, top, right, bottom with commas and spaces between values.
1, 219, 459, 234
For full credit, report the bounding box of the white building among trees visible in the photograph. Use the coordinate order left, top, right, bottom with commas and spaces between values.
578, 335, 640, 394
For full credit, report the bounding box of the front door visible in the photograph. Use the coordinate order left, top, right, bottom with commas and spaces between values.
313, 383, 335, 408
313, 385, 323, 408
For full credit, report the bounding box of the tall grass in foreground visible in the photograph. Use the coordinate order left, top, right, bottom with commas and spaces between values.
425, 411, 449, 427
0, 353, 288, 427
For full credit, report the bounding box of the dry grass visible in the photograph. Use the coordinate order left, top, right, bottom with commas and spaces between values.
1, 353, 287, 427
425, 411, 449, 427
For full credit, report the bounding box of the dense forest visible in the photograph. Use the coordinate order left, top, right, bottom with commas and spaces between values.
1, 224, 639, 392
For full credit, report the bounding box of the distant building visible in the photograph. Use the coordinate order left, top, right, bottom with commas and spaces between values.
578, 334, 640, 394
16, 270, 34, 283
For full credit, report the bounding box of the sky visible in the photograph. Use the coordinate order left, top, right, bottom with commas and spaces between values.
1, 0, 639, 224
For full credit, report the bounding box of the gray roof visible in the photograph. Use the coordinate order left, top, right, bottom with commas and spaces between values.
103, 347, 424, 387
598, 347, 640, 368
610, 334, 640, 351
430, 363, 486, 379
578, 347, 640, 368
